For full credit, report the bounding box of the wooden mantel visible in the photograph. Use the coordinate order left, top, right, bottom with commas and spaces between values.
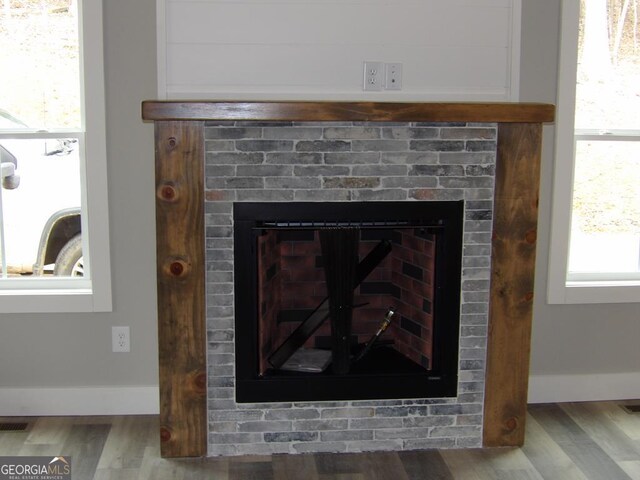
142, 101, 555, 458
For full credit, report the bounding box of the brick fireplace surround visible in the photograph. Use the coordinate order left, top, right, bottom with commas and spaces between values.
142, 101, 554, 458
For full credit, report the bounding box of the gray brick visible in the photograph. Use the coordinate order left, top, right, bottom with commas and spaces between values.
462, 257, 491, 269
411, 165, 464, 177
266, 409, 320, 421
323, 127, 380, 139
209, 421, 237, 433
294, 189, 350, 201
209, 432, 262, 444
205, 226, 232, 238
209, 409, 263, 422
321, 430, 373, 441
456, 414, 483, 426
382, 127, 439, 139
465, 164, 496, 176
264, 431, 318, 443
411, 140, 464, 151
458, 392, 485, 404
403, 438, 457, 450
292, 442, 347, 453
460, 336, 487, 349
207, 271, 233, 283
264, 127, 323, 139
206, 261, 233, 272
381, 152, 439, 164
323, 177, 380, 189
464, 232, 492, 244
460, 359, 485, 371
440, 127, 496, 139
204, 140, 236, 152
236, 165, 294, 177
206, 283, 233, 295
206, 152, 263, 164
351, 165, 408, 176
206, 177, 264, 189
439, 152, 495, 164
293, 165, 350, 176
459, 380, 484, 392
207, 329, 233, 342
347, 440, 404, 452
461, 324, 487, 336
236, 443, 292, 455
352, 140, 408, 152
375, 406, 428, 417
265, 177, 321, 189
321, 408, 374, 419
236, 190, 294, 202
205, 165, 236, 177
466, 140, 496, 152
456, 437, 483, 448
204, 202, 233, 214
325, 152, 380, 164
464, 188, 494, 200
208, 364, 234, 377
431, 425, 481, 438
238, 421, 292, 432
206, 249, 233, 261
266, 152, 322, 164
205, 214, 233, 225
402, 415, 455, 428
296, 140, 350, 152
349, 418, 403, 429
439, 177, 494, 189
293, 419, 348, 431
351, 189, 407, 201
409, 188, 464, 201
236, 140, 293, 152
205, 127, 262, 139
374, 427, 430, 440
430, 403, 482, 416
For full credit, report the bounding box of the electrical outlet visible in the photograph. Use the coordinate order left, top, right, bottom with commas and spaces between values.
385, 62, 403, 90
363, 61, 384, 91
112, 326, 130, 353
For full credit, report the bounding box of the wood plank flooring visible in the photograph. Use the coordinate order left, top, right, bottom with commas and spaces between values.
1, 401, 640, 480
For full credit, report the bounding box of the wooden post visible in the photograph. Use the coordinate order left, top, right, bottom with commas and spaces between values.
154, 121, 207, 457
483, 123, 542, 447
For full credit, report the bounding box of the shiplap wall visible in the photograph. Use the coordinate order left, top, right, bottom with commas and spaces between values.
158, 0, 521, 101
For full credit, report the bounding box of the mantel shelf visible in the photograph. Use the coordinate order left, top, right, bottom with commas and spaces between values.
142, 101, 555, 124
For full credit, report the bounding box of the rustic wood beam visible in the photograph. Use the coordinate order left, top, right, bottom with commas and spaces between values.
154, 120, 207, 457
483, 123, 543, 447
143, 101, 554, 124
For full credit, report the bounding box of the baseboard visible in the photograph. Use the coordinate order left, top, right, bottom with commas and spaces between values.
528, 372, 640, 404
0, 386, 159, 416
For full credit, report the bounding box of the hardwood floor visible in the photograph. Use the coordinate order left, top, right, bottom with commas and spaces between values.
1, 401, 640, 479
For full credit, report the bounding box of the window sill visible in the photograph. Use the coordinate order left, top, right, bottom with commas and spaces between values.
0, 288, 112, 313
547, 281, 640, 304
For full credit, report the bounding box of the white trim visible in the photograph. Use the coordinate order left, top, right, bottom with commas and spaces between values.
0, 386, 159, 416
528, 373, 640, 404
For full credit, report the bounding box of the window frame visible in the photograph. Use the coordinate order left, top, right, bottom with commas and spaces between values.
547, 0, 640, 304
0, 0, 112, 313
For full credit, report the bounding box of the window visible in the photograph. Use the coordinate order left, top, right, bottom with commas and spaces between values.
0, 0, 111, 312
549, 0, 640, 303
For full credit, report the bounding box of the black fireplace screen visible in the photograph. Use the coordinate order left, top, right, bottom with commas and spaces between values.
233, 201, 463, 402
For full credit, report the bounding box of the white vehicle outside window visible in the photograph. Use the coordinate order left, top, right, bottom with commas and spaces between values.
0, 0, 111, 312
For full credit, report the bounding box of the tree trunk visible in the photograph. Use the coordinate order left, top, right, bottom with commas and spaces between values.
613, 0, 631, 63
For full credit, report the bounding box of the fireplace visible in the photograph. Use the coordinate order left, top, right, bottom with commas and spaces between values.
142, 101, 554, 458
234, 201, 463, 403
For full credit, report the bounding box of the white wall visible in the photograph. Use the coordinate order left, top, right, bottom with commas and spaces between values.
1, 0, 639, 416
160, 0, 521, 101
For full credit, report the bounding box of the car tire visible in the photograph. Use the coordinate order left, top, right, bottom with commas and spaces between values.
54, 234, 83, 277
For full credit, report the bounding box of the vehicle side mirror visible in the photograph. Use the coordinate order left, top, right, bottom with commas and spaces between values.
0, 144, 20, 189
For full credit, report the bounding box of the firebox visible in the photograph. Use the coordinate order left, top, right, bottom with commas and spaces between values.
234, 201, 464, 403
